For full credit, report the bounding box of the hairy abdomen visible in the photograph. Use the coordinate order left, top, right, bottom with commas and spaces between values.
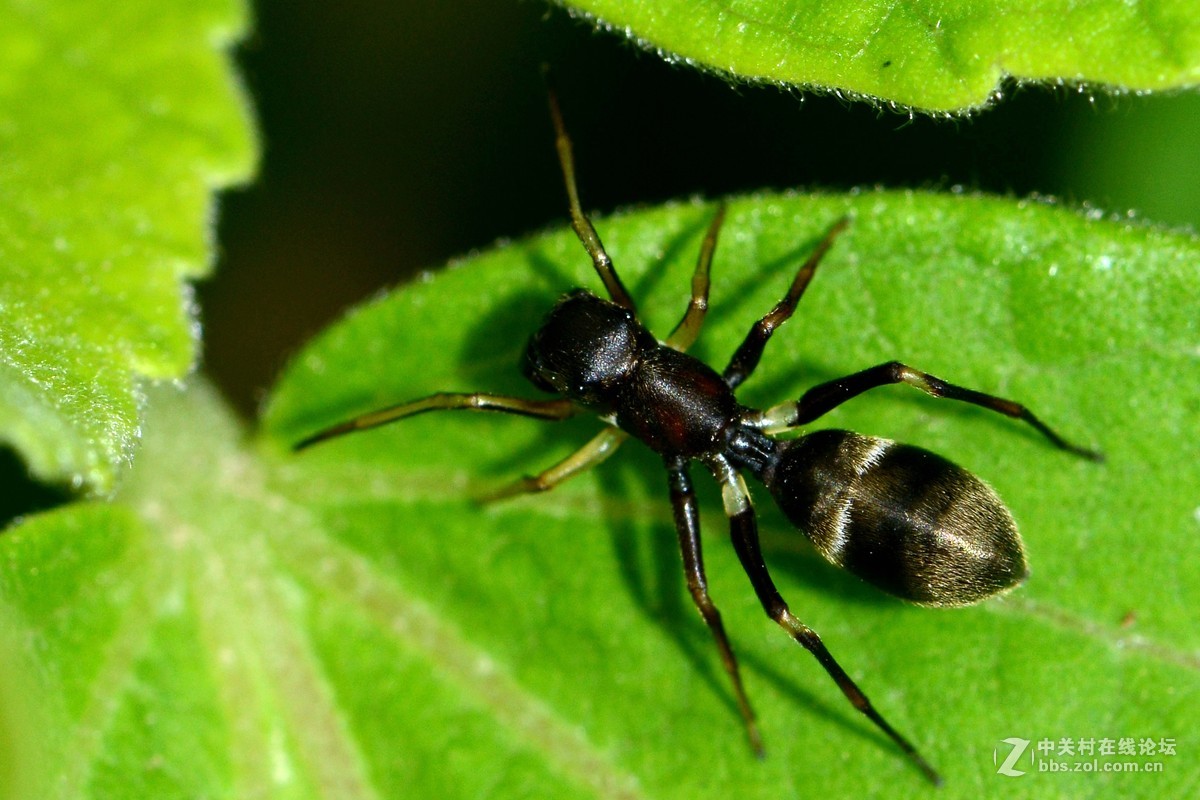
765, 429, 1027, 606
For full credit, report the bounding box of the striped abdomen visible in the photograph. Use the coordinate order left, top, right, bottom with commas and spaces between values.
764, 429, 1027, 606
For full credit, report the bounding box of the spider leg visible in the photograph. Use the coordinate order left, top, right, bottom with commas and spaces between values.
707, 454, 942, 786
722, 217, 849, 390
666, 455, 763, 757
751, 360, 1102, 460
481, 426, 628, 502
294, 393, 579, 451
545, 77, 635, 311
665, 203, 727, 352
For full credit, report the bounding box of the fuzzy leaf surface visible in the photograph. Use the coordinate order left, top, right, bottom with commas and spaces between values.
3, 192, 1198, 798
563, 0, 1200, 112
0, 0, 256, 494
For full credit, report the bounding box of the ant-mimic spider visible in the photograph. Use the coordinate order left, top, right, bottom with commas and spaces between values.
296, 86, 1101, 785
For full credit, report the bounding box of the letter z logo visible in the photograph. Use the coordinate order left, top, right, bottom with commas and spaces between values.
994, 737, 1031, 777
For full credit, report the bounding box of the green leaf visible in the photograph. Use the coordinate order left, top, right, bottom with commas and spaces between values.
4, 192, 1198, 798
0, 0, 256, 495
562, 0, 1200, 112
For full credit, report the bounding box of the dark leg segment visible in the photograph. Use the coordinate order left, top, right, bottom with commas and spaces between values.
765, 360, 1102, 460
665, 203, 727, 352
546, 80, 635, 311
708, 455, 942, 785
666, 456, 763, 757
723, 217, 849, 390
294, 393, 578, 451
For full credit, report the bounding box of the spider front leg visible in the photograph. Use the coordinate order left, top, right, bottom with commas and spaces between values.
706, 454, 942, 786
546, 79, 635, 311
481, 426, 628, 502
664, 203, 727, 352
723, 217, 849, 390
750, 361, 1102, 461
294, 393, 579, 451
666, 455, 763, 757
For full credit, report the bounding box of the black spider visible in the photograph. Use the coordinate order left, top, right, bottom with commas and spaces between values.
296, 87, 1100, 784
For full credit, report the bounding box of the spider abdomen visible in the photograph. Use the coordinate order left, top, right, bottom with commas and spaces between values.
765, 429, 1027, 606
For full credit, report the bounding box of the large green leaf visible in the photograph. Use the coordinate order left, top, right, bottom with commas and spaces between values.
3, 192, 1197, 798
0, 0, 256, 495
561, 0, 1200, 112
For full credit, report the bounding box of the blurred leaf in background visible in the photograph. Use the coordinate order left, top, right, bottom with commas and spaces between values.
1054, 93, 1200, 228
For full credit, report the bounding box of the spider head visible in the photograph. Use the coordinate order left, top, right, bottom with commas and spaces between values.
522, 290, 652, 411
